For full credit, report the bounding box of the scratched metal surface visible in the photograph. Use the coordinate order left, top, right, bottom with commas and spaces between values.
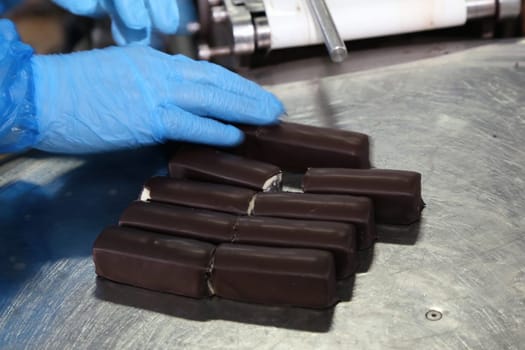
1, 41, 525, 349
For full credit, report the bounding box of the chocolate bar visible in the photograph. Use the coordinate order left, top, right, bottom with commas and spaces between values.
303, 168, 424, 224
93, 226, 215, 298
253, 192, 376, 249
169, 147, 282, 191
141, 177, 256, 215
236, 216, 358, 278
211, 244, 338, 308
237, 122, 371, 172
119, 201, 357, 278
119, 201, 236, 243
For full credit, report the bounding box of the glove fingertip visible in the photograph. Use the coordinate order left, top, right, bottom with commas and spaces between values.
256, 96, 286, 126
208, 124, 244, 146
148, 0, 180, 34
115, 0, 148, 29
225, 126, 245, 146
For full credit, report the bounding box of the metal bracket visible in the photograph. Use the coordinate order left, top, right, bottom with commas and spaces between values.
222, 0, 256, 54
198, 0, 269, 60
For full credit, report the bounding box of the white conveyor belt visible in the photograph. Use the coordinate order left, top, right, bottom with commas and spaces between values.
264, 0, 468, 49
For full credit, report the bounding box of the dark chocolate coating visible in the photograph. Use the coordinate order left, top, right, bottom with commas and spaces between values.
253, 192, 376, 250
169, 146, 281, 191
236, 216, 358, 278
143, 177, 256, 215
93, 226, 215, 298
119, 200, 357, 278
303, 168, 424, 224
211, 244, 338, 308
119, 201, 236, 243
238, 122, 371, 172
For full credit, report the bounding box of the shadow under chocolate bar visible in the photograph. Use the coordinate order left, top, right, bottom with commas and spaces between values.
93, 226, 338, 309
119, 201, 358, 279
303, 168, 424, 225
95, 278, 336, 333
252, 192, 376, 250
236, 122, 371, 172
141, 177, 257, 215
169, 146, 282, 191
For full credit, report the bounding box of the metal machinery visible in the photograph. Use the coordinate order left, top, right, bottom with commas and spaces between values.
196, 0, 522, 62
1, 1, 525, 349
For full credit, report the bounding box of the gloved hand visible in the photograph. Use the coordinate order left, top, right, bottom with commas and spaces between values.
30, 46, 284, 153
0, 19, 38, 153
51, 0, 196, 45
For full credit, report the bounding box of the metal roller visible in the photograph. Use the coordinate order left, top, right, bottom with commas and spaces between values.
198, 0, 522, 61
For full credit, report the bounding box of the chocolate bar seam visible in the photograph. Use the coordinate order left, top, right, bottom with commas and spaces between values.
96, 222, 342, 307
169, 147, 283, 191
141, 177, 260, 216
119, 201, 358, 278
200, 244, 334, 300
230, 217, 240, 243
205, 247, 217, 295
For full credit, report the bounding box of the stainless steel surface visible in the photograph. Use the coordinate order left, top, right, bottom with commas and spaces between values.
199, 0, 268, 59
2, 41, 525, 349
244, 39, 490, 86
498, 0, 522, 19
305, 0, 348, 63
466, 0, 496, 19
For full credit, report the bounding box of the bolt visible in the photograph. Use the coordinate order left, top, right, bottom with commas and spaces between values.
425, 309, 443, 321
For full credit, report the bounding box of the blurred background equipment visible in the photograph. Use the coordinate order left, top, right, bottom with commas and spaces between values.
4, 0, 93, 54
194, 0, 523, 66
5, 0, 524, 67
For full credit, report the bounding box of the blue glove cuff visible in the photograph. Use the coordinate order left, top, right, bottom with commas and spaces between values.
0, 20, 38, 153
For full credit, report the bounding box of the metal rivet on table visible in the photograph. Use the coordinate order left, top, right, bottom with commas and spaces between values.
425, 309, 442, 321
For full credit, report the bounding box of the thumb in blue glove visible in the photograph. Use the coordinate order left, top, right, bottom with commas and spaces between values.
30, 46, 284, 153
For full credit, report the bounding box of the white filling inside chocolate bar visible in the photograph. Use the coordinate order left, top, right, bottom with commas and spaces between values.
262, 173, 283, 192
139, 187, 151, 201
247, 195, 256, 215
206, 252, 216, 295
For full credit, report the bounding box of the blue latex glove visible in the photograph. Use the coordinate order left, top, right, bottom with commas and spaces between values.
28, 45, 284, 153
0, 19, 38, 153
52, 0, 197, 45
